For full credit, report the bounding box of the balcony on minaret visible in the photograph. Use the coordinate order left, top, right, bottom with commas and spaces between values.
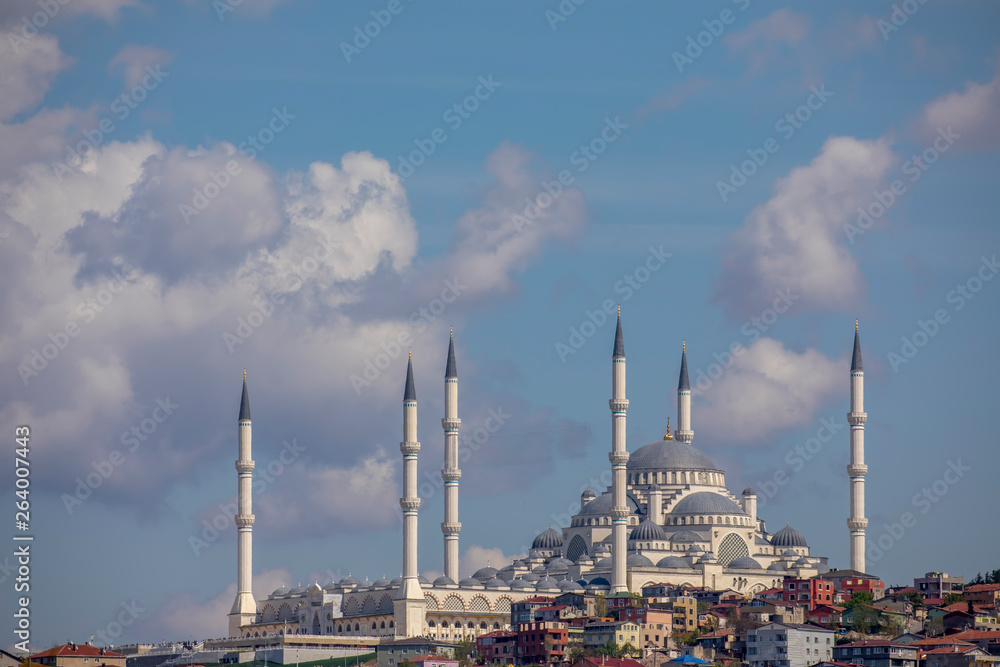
847, 464, 868, 477
847, 411, 867, 425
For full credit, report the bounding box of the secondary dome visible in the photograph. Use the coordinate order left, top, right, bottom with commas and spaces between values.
727, 557, 762, 570
532, 527, 564, 549
579, 491, 641, 516
672, 492, 746, 516
771, 524, 808, 547
630, 518, 667, 541
627, 553, 655, 567
627, 440, 719, 472
657, 556, 690, 568
473, 566, 499, 581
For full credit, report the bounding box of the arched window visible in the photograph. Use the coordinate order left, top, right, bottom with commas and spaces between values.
441, 621, 449, 628
468, 621, 475, 629
725, 517, 730, 525
337, 625, 342, 633
428, 621, 437, 627
707, 516, 713, 524
354, 623, 360, 631
480, 622, 487, 629
493, 622, 500, 629
380, 621, 386, 629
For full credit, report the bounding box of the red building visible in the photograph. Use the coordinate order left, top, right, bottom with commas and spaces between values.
516, 620, 568, 665
477, 631, 517, 664
783, 578, 835, 610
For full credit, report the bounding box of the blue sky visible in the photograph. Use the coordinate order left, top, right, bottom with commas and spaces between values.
0, 0, 998, 646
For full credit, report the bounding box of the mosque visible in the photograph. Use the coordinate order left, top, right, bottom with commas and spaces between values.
226, 315, 869, 641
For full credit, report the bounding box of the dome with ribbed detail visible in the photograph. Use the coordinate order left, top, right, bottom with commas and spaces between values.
629, 518, 667, 541
770, 524, 808, 547
532, 526, 564, 549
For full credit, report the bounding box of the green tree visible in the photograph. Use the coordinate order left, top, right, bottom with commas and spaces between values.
943, 593, 965, 606
619, 642, 640, 658
902, 590, 924, 608
850, 605, 879, 635
925, 618, 944, 637
845, 591, 874, 609
566, 647, 586, 665
882, 615, 907, 638
595, 593, 608, 619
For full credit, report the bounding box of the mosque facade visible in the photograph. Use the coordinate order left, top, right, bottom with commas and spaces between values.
227, 316, 868, 640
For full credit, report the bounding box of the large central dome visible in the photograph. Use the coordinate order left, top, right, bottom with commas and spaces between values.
627, 440, 719, 472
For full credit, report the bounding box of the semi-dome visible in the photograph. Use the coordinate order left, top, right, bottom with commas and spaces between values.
532, 527, 564, 550
588, 576, 611, 586
672, 492, 746, 516
727, 556, 763, 570
771, 524, 808, 547
579, 491, 640, 516
627, 553, 655, 567
630, 518, 667, 541
473, 566, 499, 581
627, 440, 720, 472
657, 556, 690, 568
432, 575, 456, 587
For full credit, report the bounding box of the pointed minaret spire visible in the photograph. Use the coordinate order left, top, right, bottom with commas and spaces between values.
613, 305, 625, 358
676, 342, 694, 444
229, 371, 256, 636
608, 306, 630, 593
404, 351, 417, 401
396, 352, 426, 635
441, 330, 462, 582
847, 321, 868, 573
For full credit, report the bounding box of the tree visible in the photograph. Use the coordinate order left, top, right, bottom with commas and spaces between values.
566, 647, 587, 665
619, 642, 640, 658
595, 593, 608, 619
902, 590, 924, 608
943, 593, 965, 606
925, 618, 944, 637
845, 591, 874, 609
455, 638, 476, 667
850, 606, 879, 635
882, 615, 907, 638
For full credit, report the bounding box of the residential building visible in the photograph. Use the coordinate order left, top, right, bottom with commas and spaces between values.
632, 608, 674, 648
409, 656, 458, 667
915, 573, 964, 600
583, 620, 640, 652
2, 649, 44, 667
607, 592, 642, 609
570, 658, 644, 667
516, 620, 568, 665
511, 597, 555, 628
783, 578, 835, 610
832, 640, 918, 667
31, 645, 126, 667
966, 586, 1000, 609
377, 639, 455, 667
922, 646, 1000, 667
746, 622, 834, 667
809, 605, 846, 626
671, 595, 699, 633
476, 631, 516, 664
824, 570, 886, 601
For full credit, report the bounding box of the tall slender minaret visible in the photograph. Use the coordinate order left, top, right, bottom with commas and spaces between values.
394, 351, 426, 636
228, 370, 256, 637
676, 341, 694, 444
847, 322, 868, 573
441, 329, 462, 583
609, 308, 630, 594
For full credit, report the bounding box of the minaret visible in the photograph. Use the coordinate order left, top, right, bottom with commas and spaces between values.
441, 329, 462, 583
394, 351, 426, 636
847, 321, 868, 573
609, 307, 630, 594
676, 341, 694, 444
228, 370, 256, 637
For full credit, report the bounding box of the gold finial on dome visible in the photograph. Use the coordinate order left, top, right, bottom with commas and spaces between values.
683, 339, 686, 353
409, 348, 412, 361
856, 319, 859, 332
618, 304, 621, 318
664, 417, 674, 440
450, 325, 453, 339
243, 368, 246, 381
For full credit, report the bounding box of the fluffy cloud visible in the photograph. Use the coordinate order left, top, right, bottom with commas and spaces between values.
724, 9, 810, 75
915, 62, 999, 150
695, 338, 844, 444
714, 135, 895, 320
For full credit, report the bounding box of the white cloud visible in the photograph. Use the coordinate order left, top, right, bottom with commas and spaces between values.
108, 44, 175, 87
714, 135, 895, 320
458, 545, 524, 580
0, 32, 70, 120
915, 62, 999, 150
724, 9, 810, 75
696, 338, 844, 444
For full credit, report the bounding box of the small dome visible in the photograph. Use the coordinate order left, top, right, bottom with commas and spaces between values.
630, 518, 667, 541
575, 554, 594, 565
696, 551, 717, 564
289, 585, 306, 595
547, 557, 573, 570
472, 566, 498, 581
532, 527, 564, 550
657, 556, 690, 569
373, 577, 391, 587
794, 557, 811, 566
627, 553, 655, 567
418, 574, 431, 585
770, 524, 808, 548
323, 582, 338, 592
671, 530, 702, 543
743, 486, 756, 496
338, 575, 359, 587
767, 561, 787, 571
272, 586, 289, 596
782, 549, 798, 558
536, 577, 560, 591
687, 544, 704, 554
510, 579, 536, 590
433, 575, 456, 587
559, 579, 585, 592
596, 557, 612, 568
727, 557, 763, 570
484, 578, 510, 590
390, 576, 403, 587
581, 487, 596, 503
459, 577, 484, 588
520, 572, 540, 582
